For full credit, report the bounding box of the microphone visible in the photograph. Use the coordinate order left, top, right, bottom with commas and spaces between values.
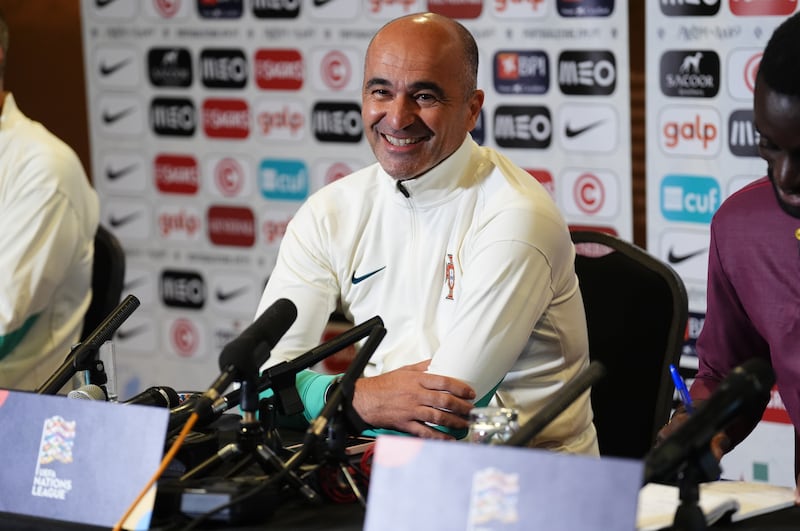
643, 358, 774, 484
68, 384, 108, 401
504, 361, 606, 448
123, 386, 180, 408
36, 294, 140, 395
199, 298, 297, 404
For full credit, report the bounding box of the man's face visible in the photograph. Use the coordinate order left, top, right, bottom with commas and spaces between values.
361, 18, 483, 181
754, 77, 800, 218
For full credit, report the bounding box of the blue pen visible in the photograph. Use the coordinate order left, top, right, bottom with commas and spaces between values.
669, 363, 694, 414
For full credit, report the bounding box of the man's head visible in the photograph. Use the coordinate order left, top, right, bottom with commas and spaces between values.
754, 11, 800, 218
361, 12, 484, 181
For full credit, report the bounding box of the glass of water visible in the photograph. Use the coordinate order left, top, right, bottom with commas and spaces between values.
467, 407, 519, 444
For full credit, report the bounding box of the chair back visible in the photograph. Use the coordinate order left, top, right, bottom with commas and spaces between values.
570, 230, 688, 459
80, 225, 126, 340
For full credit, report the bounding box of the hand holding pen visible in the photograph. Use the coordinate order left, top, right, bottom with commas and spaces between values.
669, 363, 694, 414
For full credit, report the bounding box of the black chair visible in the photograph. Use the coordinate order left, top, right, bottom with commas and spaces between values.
570, 230, 688, 459
80, 224, 126, 340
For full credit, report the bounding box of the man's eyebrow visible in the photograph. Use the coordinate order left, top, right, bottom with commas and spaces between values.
365, 77, 391, 89
364, 78, 446, 98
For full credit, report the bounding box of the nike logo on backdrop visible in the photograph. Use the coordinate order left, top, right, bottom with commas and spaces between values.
106, 164, 138, 180
116, 324, 148, 341
109, 211, 142, 228
667, 247, 707, 264
351, 266, 386, 284
216, 286, 249, 302
102, 107, 135, 125
99, 58, 132, 76
565, 119, 606, 138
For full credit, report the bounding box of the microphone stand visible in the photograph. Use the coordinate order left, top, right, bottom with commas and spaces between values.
671, 447, 721, 531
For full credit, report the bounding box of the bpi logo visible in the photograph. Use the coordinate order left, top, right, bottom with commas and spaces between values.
160, 269, 206, 309
312, 48, 360, 92
493, 0, 547, 19
259, 159, 309, 201
561, 169, 619, 218
197, 0, 244, 18
255, 99, 305, 141
148, 48, 193, 88
660, 50, 720, 98
660, 0, 720, 16
207, 205, 256, 247
202, 99, 250, 139
659, 106, 721, 157
312, 102, 363, 143
254, 49, 303, 90
727, 50, 762, 101
150, 97, 196, 137
158, 206, 202, 240
200, 49, 248, 89
557, 0, 614, 17
493, 50, 549, 95
154, 154, 199, 194
252, 0, 300, 17
170, 318, 200, 358
730, 0, 796, 16
428, 0, 483, 18
558, 50, 616, 96
493, 105, 551, 149
208, 156, 250, 197
660, 174, 720, 224
728, 109, 759, 157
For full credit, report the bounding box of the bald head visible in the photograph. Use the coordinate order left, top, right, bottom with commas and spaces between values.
367, 13, 479, 97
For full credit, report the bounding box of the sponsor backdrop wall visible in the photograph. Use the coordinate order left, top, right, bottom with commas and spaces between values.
646, 1, 796, 487
79, 0, 629, 413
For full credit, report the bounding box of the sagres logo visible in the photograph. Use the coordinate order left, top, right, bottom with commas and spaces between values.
312, 102, 363, 143
148, 47, 192, 88
151, 97, 196, 137
161, 269, 206, 309
202, 98, 250, 139
493, 105, 551, 148
32, 416, 76, 500
493, 50, 549, 95
255, 49, 303, 90
259, 159, 309, 200
200, 49, 248, 89
660, 50, 720, 98
207, 205, 256, 247
558, 50, 616, 96
659, 106, 721, 157
660, 174, 720, 224
728, 109, 759, 157
730, 0, 796, 16
526, 169, 555, 198
155, 154, 199, 195
660, 0, 720, 16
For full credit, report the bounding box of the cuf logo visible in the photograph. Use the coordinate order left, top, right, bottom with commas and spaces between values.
445, 254, 456, 300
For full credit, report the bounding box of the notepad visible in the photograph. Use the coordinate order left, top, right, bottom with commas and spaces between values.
0, 389, 169, 530
636, 480, 796, 530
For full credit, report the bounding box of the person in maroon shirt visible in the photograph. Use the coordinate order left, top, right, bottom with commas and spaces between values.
657, 11, 800, 503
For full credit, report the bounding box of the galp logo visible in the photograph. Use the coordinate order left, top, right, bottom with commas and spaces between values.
312, 102, 363, 143
557, 0, 614, 17
427, 0, 483, 18
259, 159, 309, 201
254, 99, 305, 141
202, 98, 250, 139
150, 97, 196, 137
200, 49, 248, 89
730, 0, 796, 16
659, 106, 721, 157
207, 205, 256, 247
660, 0, 720, 16
160, 269, 206, 309
660, 50, 720, 98
157, 206, 202, 240
147, 48, 193, 88
252, 0, 300, 18
197, 0, 244, 18
558, 50, 616, 96
255, 49, 304, 90
728, 109, 759, 157
366, 0, 418, 19
493, 105, 551, 149
154, 154, 199, 194
493, 0, 547, 19
660, 174, 720, 224
493, 50, 549, 95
